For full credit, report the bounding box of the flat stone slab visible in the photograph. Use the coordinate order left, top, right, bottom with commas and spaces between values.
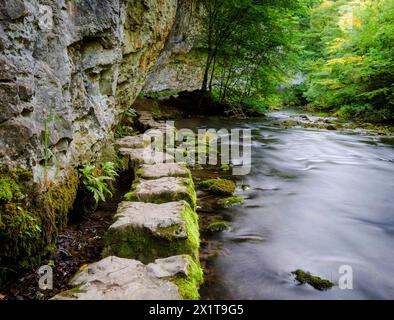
119, 148, 174, 166
110, 201, 189, 239
115, 135, 149, 149
126, 176, 196, 209
103, 201, 199, 263
137, 163, 190, 180
52, 255, 198, 300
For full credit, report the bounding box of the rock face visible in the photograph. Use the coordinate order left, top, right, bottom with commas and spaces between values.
143, 0, 205, 93
53, 256, 186, 300
0, 0, 178, 182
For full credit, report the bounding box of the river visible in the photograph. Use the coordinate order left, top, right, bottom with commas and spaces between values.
176, 110, 394, 300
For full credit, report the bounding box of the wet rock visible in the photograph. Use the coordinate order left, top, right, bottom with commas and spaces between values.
326, 125, 337, 131
52, 256, 183, 300
199, 179, 236, 196
103, 201, 199, 263
126, 176, 196, 209
137, 163, 190, 179
217, 196, 245, 208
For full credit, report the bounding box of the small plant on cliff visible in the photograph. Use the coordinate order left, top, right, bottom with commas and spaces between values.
79, 162, 117, 207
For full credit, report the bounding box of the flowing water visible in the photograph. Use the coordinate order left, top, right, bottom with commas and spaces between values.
176, 111, 394, 300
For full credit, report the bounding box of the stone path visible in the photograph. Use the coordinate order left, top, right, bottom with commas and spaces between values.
54, 112, 202, 300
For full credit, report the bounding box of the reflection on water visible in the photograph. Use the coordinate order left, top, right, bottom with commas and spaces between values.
176, 112, 394, 300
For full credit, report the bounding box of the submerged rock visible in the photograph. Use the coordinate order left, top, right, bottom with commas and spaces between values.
125, 176, 196, 209
199, 179, 236, 196
292, 269, 334, 291
217, 196, 245, 208
103, 201, 199, 263
52, 255, 202, 300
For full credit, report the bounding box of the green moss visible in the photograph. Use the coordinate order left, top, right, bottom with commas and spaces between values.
0, 168, 78, 285
292, 269, 334, 291
0, 177, 21, 203
219, 164, 231, 172
171, 255, 203, 300
205, 221, 230, 233
217, 196, 245, 208
53, 285, 85, 299
199, 179, 236, 196
103, 202, 200, 264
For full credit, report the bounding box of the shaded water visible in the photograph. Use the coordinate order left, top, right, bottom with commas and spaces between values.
176, 111, 394, 300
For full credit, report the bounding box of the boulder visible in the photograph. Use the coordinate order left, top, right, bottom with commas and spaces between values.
103, 201, 199, 263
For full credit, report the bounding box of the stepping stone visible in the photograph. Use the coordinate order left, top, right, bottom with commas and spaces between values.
137, 163, 190, 180
126, 176, 196, 209
119, 148, 174, 166
115, 135, 149, 149
103, 201, 199, 263
52, 255, 203, 300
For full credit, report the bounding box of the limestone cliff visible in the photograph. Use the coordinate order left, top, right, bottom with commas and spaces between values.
143, 0, 205, 93
0, 0, 204, 280
0, 0, 178, 183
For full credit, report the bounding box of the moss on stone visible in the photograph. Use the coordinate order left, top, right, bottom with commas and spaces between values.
171, 255, 203, 300
217, 196, 245, 208
292, 269, 334, 291
199, 179, 236, 196
103, 202, 200, 264
53, 285, 85, 299
0, 168, 78, 285
219, 164, 231, 172
205, 221, 230, 233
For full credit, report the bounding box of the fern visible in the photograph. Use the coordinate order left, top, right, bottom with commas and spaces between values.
79, 163, 116, 207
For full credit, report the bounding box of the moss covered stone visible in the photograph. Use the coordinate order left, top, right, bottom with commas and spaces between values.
292, 269, 334, 291
217, 196, 245, 208
103, 201, 199, 264
0, 168, 78, 284
205, 221, 230, 233
199, 179, 236, 196
169, 255, 203, 300
125, 176, 196, 210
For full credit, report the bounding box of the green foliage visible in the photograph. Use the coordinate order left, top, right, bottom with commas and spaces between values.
79, 162, 117, 206
299, 0, 394, 123
125, 107, 137, 119
200, 0, 307, 111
